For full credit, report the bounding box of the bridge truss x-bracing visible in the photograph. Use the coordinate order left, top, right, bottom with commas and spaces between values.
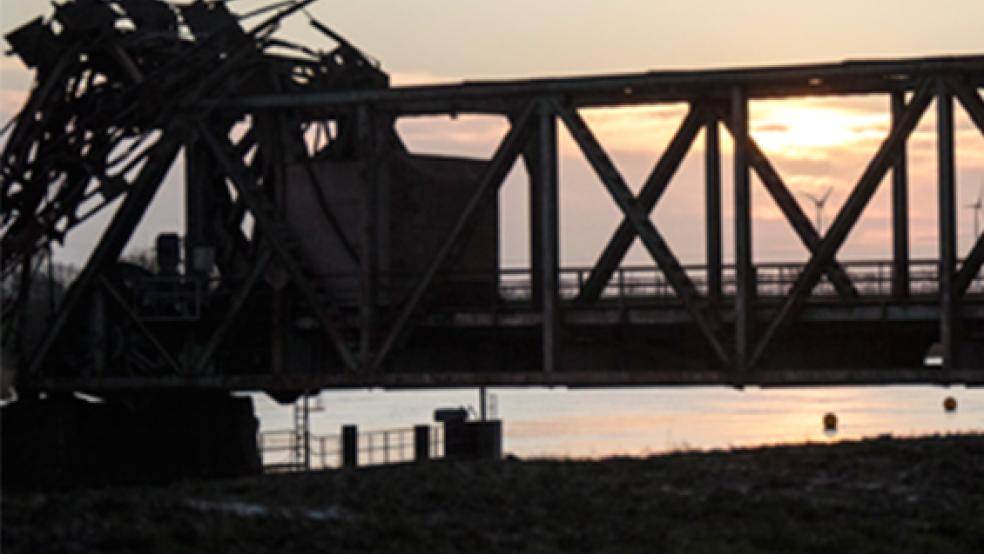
3, 1, 984, 395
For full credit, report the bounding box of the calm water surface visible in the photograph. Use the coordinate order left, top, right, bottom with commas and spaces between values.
254, 385, 984, 459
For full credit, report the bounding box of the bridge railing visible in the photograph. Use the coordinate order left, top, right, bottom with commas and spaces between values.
498, 258, 982, 304
211, 258, 982, 315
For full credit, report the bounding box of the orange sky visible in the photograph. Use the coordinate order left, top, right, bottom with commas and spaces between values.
2, 1, 984, 268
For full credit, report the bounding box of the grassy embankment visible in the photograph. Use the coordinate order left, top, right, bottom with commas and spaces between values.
3, 434, 983, 553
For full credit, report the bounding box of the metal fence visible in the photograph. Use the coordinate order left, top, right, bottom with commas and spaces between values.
259, 424, 444, 472
357, 426, 445, 466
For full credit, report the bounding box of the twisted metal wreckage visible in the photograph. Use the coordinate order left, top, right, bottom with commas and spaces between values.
3, 0, 984, 403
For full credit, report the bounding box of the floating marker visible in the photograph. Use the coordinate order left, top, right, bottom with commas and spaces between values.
943, 397, 957, 412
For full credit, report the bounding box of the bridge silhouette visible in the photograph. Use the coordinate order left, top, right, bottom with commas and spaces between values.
3, 2, 984, 396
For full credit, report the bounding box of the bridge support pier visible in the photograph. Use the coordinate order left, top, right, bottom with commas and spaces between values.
1, 393, 261, 490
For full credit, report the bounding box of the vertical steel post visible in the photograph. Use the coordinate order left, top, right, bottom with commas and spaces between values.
937, 82, 957, 370
538, 100, 560, 372
269, 116, 288, 376
341, 424, 358, 468
891, 91, 911, 299
705, 115, 723, 314
358, 105, 378, 371
526, 121, 544, 309
184, 135, 206, 279
302, 394, 311, 470
732, 88, 753, 372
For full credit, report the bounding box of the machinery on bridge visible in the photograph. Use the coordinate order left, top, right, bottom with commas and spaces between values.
3, 0, 984, 406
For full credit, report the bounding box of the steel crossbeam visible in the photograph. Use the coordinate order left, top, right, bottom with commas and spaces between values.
575, 106, 704, 304
553, 100, 731, 366
749, 80, 936, 367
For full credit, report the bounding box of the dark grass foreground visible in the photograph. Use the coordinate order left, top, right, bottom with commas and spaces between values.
4, 434, 983, 553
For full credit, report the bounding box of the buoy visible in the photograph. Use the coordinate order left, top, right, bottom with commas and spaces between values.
943, 397, 957, 412
823, 412, 838, 432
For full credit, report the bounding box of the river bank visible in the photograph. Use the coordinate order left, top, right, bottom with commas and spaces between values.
3, 433, 983, 553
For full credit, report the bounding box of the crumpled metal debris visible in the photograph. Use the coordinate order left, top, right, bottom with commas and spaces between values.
0, 0, 386, 327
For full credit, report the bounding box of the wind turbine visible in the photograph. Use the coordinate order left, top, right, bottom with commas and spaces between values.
966, 183, 983, 239
800, 186, 834, 234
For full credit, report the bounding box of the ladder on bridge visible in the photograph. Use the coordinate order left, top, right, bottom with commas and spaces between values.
291, 394, 324, 470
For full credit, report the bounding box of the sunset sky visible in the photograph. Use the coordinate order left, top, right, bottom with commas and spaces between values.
2, 0, 984, 269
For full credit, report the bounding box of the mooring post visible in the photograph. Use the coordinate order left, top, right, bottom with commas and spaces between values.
413, 425, 430, 462
342, 424, 358, 468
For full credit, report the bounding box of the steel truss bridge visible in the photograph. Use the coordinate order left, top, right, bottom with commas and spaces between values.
3, 1, 984, 399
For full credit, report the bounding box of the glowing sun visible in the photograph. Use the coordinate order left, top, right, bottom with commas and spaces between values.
750, 102, 887, 154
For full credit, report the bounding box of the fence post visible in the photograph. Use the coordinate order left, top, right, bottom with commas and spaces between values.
342, 424, 358, 468
414, 425, 431, 462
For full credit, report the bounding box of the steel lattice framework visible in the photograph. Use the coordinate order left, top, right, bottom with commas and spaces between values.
2, 1, 983, 398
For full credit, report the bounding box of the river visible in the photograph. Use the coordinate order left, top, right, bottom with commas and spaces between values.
253, 385, 984, 460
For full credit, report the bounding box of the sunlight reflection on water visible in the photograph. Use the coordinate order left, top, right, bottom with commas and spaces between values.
254, 385, 983, 459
